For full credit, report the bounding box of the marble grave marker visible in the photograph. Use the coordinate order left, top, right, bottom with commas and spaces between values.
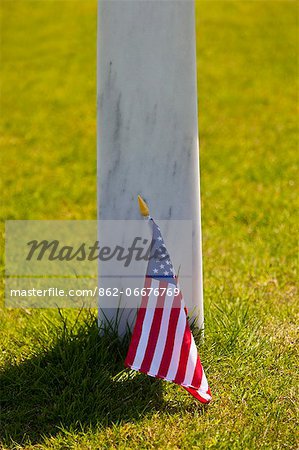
97, 0, 204, 335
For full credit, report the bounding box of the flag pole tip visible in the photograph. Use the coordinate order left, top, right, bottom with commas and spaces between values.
138, 195, 149, 217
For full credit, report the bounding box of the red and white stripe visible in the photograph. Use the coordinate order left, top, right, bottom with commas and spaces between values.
125, 278, 212, 404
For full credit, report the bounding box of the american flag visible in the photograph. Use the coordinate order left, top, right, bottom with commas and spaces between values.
125, 217, 211, 403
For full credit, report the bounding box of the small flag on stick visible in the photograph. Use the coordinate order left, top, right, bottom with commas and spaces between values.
125, 196, 211, 403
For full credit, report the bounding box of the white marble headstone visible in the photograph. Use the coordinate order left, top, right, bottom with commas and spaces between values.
97, 0, 204, 334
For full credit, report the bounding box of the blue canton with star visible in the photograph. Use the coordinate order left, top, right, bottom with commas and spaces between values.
147, 218, 176, 284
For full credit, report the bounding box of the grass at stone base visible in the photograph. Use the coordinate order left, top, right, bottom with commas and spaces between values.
0, 0, 298, 449
0, 304, 297, 449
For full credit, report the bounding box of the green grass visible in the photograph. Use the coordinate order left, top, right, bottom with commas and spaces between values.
0, 0, 298, 449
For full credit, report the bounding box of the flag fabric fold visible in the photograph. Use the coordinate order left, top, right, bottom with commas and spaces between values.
125, 217, 211, 404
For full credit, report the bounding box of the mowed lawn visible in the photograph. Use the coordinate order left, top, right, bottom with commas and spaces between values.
0, 1, 298, 449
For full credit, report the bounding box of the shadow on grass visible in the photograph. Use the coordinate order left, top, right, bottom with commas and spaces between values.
0, 311, 167, 447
